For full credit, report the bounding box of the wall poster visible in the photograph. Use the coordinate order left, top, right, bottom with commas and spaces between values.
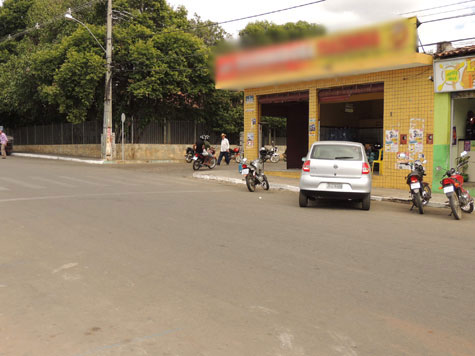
309, 118, 316, 137
385, 129, 399, 152
409, 118, 424, 153
247, 132, 254, 147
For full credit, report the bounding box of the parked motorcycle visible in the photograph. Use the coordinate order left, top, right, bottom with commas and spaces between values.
261, 144, 280, 163
192, 147, 217, 170
241, 155, 269, 192
185, 146, 195, 163
229, 147, 242, 163
404, 157, 432, 214
439, 151, 474, 220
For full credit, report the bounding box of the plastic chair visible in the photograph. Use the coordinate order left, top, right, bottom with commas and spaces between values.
372, 149, 383, 175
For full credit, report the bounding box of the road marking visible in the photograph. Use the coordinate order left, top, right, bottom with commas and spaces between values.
53, 262, 78, 274
85, 175, 140, 186
32, 176, 76, 188
0, 177, 45, 189
58, 176, 107, 186
0, 189, 231, 203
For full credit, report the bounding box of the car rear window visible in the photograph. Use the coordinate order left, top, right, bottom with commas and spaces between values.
311, 145, 362, 161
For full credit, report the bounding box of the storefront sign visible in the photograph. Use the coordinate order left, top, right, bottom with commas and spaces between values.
245, 95, 254, 104
216, 18, 422, 89
385, 129, 399, 152
434, 56, 475, 93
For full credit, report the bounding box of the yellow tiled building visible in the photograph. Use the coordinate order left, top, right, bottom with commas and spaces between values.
216, 18, 435, 189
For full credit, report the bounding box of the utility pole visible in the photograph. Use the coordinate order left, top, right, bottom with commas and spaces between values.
103, 0, 113, 160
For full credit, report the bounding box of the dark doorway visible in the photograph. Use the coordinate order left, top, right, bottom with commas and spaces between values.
260, 91, 309, 168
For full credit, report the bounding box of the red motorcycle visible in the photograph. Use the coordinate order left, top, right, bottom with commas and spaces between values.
439, 151, 474, 220
229, 147, 242, 163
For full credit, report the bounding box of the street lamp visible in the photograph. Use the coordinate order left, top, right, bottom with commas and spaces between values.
65, 0, 114, 160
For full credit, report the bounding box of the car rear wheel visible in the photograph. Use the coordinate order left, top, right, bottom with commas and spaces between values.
361, 193, 371, 210
299, 191, 308, 207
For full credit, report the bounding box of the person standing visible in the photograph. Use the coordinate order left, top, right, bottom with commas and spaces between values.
0, 128, 8, 159
217, 133, 230, 165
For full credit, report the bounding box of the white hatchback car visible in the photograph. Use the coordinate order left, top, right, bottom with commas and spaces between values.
299, 141, 372, 210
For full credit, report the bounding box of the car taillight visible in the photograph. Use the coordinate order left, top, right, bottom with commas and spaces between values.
302, 160, 310, 172
362, 162, 370, 174
410, 176, 419, 183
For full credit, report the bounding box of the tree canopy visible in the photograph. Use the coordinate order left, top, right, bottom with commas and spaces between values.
0, 1, 324, 139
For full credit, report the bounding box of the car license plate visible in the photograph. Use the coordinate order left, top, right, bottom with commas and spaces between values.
241, 168, 249, 175
193, 156, 198, 161
443, 185, 454, 193
327, 183, 342, 189
410, 182, 421, 190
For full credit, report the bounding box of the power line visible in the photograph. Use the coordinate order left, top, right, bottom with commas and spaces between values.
215, 0, 326, 25
420, 12, 475, 23
419, 36, 475, 46
399, 0, 475, 15
417, 6, 475, 18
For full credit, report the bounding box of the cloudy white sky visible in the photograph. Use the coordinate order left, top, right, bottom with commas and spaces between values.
167, 0, 475, 51
0, 0, 474, 50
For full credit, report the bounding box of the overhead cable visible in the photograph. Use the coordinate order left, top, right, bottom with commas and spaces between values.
399, 0, 475, 15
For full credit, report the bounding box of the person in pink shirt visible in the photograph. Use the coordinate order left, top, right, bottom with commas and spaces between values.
0, 128, 8, 159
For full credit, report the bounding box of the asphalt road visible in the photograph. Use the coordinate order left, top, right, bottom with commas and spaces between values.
1, 158, 474, 356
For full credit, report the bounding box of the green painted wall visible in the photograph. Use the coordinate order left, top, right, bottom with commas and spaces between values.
433, 93, 451, 191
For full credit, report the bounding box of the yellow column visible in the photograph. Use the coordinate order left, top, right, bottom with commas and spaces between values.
243, 90, 259, 160
308, 87, 318, 149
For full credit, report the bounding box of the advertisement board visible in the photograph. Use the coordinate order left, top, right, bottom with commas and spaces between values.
434, 56, 475, 93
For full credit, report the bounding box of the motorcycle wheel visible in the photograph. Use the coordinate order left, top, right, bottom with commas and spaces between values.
413, 192, 424, 214
235, 155, 242, 164
192, 160, 201, 171
246, 175, 256, 192
208, 157, 217, 169
448, 194, 462, 220
422, 184, 432, 206
185, 154, 193, 163
270, 154, 280, 163
461, 201, 474, 213
262, 175, 270, 190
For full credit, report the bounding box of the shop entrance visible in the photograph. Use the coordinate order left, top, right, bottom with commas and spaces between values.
451, 93, 475, 182
259, 91, 309, 169
319, 83, 384, 170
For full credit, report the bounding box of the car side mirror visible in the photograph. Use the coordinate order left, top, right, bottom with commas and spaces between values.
301, 157, 306, 162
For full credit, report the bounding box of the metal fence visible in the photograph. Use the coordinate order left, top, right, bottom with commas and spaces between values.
8, 120, 241, 146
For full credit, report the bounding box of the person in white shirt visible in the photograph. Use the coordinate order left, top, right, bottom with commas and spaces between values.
217, 133, 230, 165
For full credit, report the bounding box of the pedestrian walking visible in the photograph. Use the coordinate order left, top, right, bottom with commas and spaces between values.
0, 128, 8, 159
217, 133, 230, 165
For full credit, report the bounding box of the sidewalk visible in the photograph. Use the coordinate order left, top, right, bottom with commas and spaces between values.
192, 162, 450, 209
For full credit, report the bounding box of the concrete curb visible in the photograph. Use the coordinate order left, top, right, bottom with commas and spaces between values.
12, 153, 181, 165
12, 153, 105, 165
193, 173, 449, 209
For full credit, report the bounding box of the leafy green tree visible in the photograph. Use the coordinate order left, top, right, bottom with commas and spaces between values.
239, 20, 326, 48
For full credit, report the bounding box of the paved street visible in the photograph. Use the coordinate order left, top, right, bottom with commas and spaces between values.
1, 157, 474, 356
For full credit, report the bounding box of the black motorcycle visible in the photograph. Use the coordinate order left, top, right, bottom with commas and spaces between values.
405, 158, 431, 214
185, 147, 195, 163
